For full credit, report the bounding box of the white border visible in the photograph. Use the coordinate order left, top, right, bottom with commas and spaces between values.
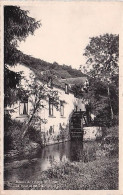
0, 1, 123, 194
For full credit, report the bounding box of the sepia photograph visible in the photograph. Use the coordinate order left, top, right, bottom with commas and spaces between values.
2, 1, 121, 191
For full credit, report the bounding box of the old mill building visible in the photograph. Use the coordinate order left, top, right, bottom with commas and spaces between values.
5, 64, 102, 145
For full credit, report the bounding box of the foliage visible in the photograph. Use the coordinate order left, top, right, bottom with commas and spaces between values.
4, 115, 23, 152
71, 84, 83, 97
21, 74, 60, 138
81, 77, 118, 126
83, 33, 119, 79
4, 6, 40, 66
82, 34, 119, 126
18, 53, 85, 79
4, 6, 41, 106
4, 113, 13, 152
4, 116, 42, 155
4, 68, 22, 106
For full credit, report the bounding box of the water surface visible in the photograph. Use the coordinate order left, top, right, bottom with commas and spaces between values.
4, 140, 101, 182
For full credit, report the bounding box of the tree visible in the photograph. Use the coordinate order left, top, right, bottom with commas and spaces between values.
83, 34, 119, 79
82, 34, 119, 125
21, 73, 60, 138
4, 6, 41, 106
81, 77, 118, 126
4, 6, 40, 66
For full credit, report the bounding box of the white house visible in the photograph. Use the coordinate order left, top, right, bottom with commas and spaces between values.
5, 64, 90, 145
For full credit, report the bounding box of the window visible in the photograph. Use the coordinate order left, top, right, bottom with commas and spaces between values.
60, 101, 64, 116
75, 106, 78, 112
49, 98, 54, 116
47, 77, 52, 88
65, 84, 69, 94
19, 98, 28, 115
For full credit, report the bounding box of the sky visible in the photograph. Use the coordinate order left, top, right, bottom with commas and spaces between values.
19, 2, 121, 70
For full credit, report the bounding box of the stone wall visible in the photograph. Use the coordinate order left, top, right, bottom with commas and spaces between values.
83, 126, 102, 141
40, 123, 70, 146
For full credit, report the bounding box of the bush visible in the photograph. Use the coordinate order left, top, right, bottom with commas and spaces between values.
4, 115, 27, 152
28, 126, 42, 146
4, 113, 42, 155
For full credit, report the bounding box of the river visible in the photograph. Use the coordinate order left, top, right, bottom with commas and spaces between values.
4, 140, 102, 183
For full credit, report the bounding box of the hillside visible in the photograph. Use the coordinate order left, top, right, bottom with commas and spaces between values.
19, 52, 86, 79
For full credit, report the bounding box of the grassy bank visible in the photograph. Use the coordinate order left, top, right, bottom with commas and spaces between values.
5, 157, 118, 190
41, 157, 118, 190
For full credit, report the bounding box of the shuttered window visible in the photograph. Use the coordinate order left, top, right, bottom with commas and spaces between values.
65, 84, 69, 94
60, 101, 64, 116
49, 98, 54, 116
19, 98, 28, 115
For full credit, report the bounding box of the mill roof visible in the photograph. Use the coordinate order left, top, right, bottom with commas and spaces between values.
59, 77, 87, 86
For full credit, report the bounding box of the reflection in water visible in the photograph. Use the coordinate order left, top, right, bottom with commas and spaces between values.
4, 140, 99, 182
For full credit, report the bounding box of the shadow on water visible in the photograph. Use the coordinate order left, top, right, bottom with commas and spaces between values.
4, 140, 100, 182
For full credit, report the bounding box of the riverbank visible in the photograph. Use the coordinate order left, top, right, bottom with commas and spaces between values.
4, 126, 118, 190
40, 157, 118, 190
5, 156, 118, 190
